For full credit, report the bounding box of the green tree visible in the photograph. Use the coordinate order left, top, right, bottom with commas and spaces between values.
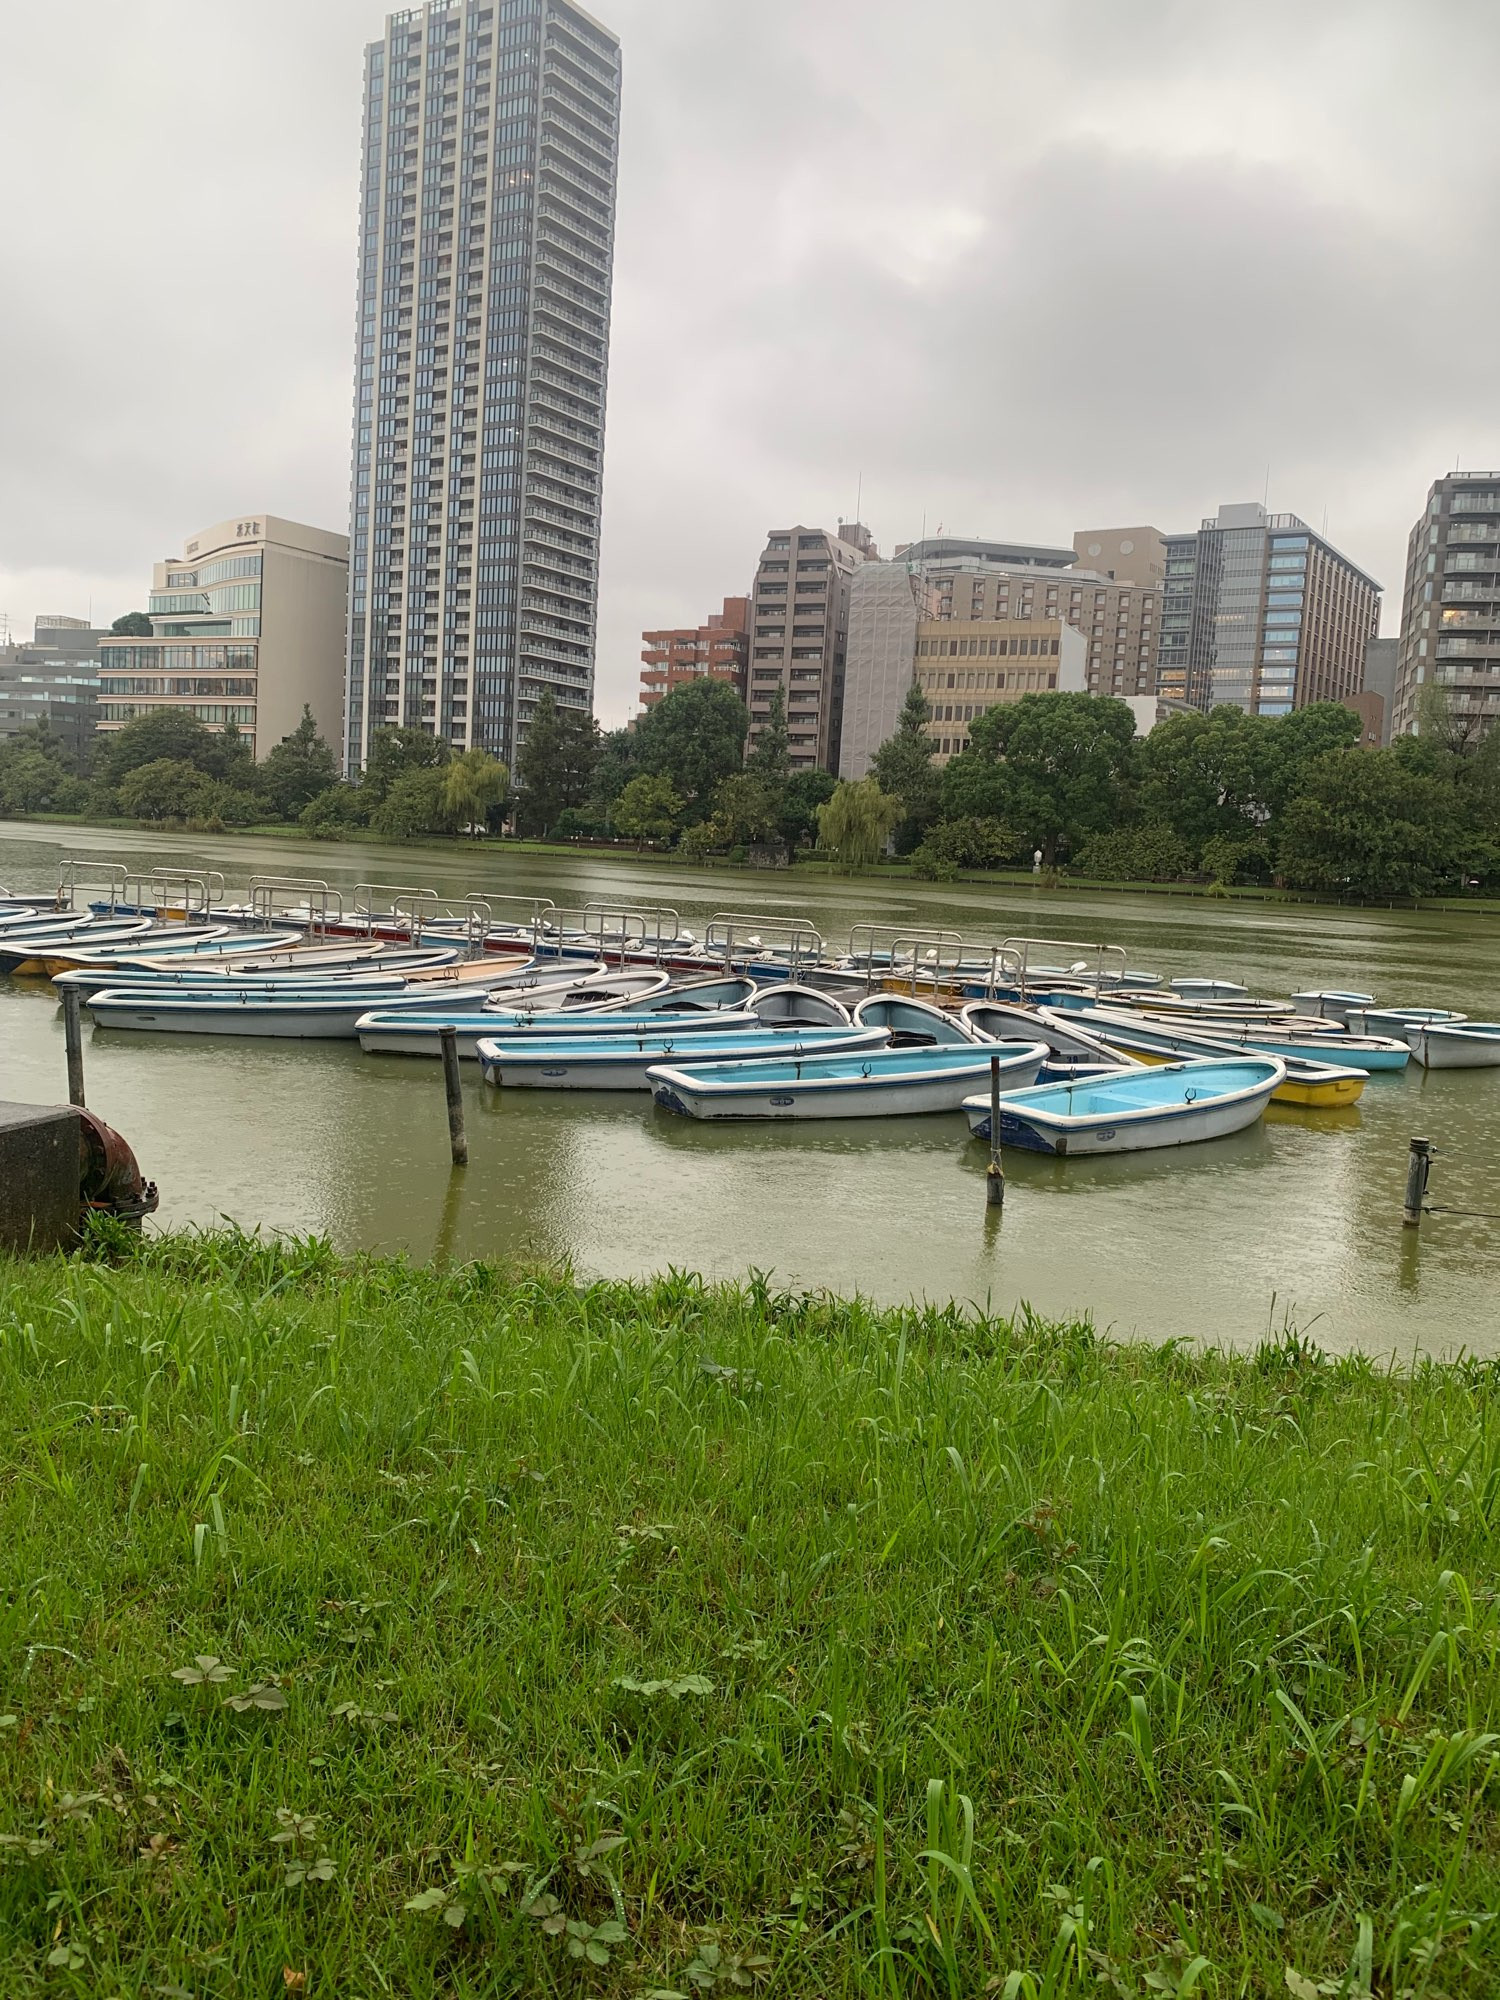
746, 684, 789, 782
300, 785, 371, 839
613, 772, 681, 847
360, 725, 450, 806
589, 726, 639, 826
1134, 707, 1269, 861
98, 710, 221, 787
1255, 702, 1362, 821
950, 693, 1139, 865
370, 767, 456, 840
442, 748, 509, 833
1070, 821, 1195, 882
117, 758, 214, 822
110, 611, 153, 637
514, 691, 599, 836
0, 743, 79, 814
259, 707, 338, 820
816, 777, 902, 872
1277, 750, 1477, 898
777, 768, 837, 850
633, 677, 749, 819
712, 772, 781, 846
870, 682, 941, 853
917, 815, 1021, 871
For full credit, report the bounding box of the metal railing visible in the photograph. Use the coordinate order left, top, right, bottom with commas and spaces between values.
702, 912, 824, 972
246, 877, 345, 935
59, 864, 227, 921
998, 936, 1127, 1001
541, 901, 686, 964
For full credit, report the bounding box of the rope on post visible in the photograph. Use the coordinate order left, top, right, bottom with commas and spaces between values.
986, 1052, 1005, 1208
1402, 1136, 1433, 1228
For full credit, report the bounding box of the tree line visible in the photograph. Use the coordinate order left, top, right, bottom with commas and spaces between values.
3, 668, 1497, 899
864, 681, 1500, 898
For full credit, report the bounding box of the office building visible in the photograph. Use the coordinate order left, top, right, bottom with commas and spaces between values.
638, 596, 748, 711
96, 515, 348, 756
0, 618, 107, 764
916, 618, 1087, 763
747, 523, 875, 770
839, 535, 1162, 775
1392, 472, 1500, 740
1158, 501, 1380, 716
343, 0, 621, 776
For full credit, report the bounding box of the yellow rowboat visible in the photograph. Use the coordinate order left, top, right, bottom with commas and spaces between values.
1117, 1043, 1365, 1106
1049, 1008, 1371, 1109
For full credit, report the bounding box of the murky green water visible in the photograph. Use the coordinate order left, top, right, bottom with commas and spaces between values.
3, 819, 1499, 1357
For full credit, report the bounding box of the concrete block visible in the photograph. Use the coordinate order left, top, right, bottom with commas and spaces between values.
0, 1101, 81, 1254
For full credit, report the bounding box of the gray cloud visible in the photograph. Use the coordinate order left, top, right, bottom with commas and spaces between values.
1, 0, 1496, 720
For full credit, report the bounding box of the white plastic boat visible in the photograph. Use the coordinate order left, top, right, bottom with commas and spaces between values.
88, 963, 616, 1040
647, 1041, 1046, 1121
1290, 989, 1375, 1022
1345, 1006, 1466, 1038
356, 969, 654, 1057
1405, 1022, 1500, 1069
1169, 977, 1248, 999
744, 981, 854, 1026
968, 1056, 1285, 1155
960, 1000, 1143, 1067
852, 994, 978, 1044
479, 1024, 890, 1090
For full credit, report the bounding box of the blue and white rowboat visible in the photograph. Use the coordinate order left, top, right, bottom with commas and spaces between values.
648, 1041, 1047, 1121
479, 1024, 889, 1090
967, 1056, 1285, 1155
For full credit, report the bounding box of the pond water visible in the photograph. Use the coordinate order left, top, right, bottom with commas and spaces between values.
3, 820, 1499, 1359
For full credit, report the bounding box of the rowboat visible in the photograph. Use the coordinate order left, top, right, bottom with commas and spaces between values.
88, 962, 622, 1041
479, 1024, 890, 1091
1290, 989, 1375, 1023
1055, 1004, 1407, 1077
54, 948, 485, 1003
1169, 977, 1248, 999
966, 1056, 1285, 1155
745, 980, 856, 1025
852, 994, 978, 1044
1344, 1006, 1466, 1038
647, 1041, 1047, 1121
479, 978, 761, 1039
960, 1000, 1144, 1066
355, 969, 664, 1057
1405, 1022, 1500, 1069
26, 925, 237, 975
0, 918, 155, 973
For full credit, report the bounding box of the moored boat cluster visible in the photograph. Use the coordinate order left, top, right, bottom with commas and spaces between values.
3, 879, 1495, 1160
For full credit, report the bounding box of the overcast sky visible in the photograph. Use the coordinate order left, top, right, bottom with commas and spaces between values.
2, 0, 1497, 724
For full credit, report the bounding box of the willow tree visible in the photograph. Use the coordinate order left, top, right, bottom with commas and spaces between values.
816, 777, 902, 872
442, 748, 509, 834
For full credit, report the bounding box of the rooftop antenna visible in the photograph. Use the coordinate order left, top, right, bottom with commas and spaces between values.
854, 469, 862, 529
1263, 462, 1270, 508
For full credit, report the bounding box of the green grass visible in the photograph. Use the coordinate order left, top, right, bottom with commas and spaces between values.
3, 1231, 1500, 1996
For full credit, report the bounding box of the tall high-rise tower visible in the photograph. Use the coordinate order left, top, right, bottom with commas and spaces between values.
344, 0, 620, 774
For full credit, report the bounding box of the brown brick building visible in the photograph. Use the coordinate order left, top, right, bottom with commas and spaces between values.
638, 596, 749, 711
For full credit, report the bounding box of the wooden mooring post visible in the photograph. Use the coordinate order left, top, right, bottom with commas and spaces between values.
62, 988, 86, 1108
439, 1027, 468, 1167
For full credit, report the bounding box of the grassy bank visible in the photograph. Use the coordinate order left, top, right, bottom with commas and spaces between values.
3, 1235, 1500, 1995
